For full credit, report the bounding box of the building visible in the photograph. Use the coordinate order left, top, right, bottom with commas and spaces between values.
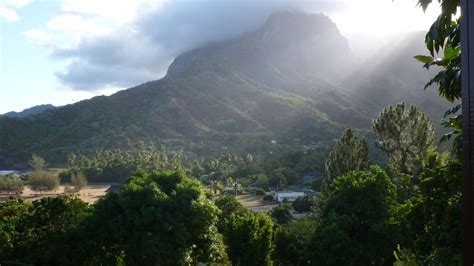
273, 191, 305, 203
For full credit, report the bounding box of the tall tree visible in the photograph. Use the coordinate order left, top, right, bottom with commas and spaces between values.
325, 128, 369, 180
29, 154, 46, 172
373, 103, 434, 175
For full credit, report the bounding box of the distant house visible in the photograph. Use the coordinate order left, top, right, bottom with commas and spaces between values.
273, 191, 305, 203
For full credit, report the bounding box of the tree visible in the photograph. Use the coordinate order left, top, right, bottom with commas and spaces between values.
269, 171, 287, 190
416, 0, 461, 155
373, 103, 434, 175
82, 171, 226, 265
214, 195, 247, 232
29, 154, 46, 172
0, 195, 89, 265
292, 195, 315, 213
0, 197, 29, 259
325, 128, 369, 181
309, 166, 400, 265
224, 211, 274, 266
401, 161, 461, 264
274, 218, 316, 265
0, 174, 24, 194
70, 172, 88, 192
270, 204, 293, 225
27, 171, 60, 192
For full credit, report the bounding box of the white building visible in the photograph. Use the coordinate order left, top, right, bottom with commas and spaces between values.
273, 191, 305, 203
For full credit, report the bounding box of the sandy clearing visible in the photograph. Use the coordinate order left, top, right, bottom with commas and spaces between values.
0, 184, 116, 204
236, 194, 278, 213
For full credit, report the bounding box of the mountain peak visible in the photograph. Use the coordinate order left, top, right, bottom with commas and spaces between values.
261, 10, 339, 37
167, 11, 353, 87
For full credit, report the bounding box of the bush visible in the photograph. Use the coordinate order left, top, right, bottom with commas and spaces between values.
70, 172, 88, 192
270, 204, 293, 225
0, 174, 24, 194
255, 188, 266, 196
292, 196, 315, 213
27, 171, 60, 192
262, 194, 273, 201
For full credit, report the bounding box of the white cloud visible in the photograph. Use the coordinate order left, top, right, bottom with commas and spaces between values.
6, 0, 32, 8
0, 6, 19, 22
23, 28, 54, 43
0, 0, 33, 22
60, 0, 163, 24
47, 14, 113, 38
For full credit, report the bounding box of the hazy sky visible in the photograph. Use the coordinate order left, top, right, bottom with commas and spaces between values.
0, 0, 440, 113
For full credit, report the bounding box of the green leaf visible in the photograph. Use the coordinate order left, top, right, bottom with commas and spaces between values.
444, 44, 460, 60
414, 55, 433, 64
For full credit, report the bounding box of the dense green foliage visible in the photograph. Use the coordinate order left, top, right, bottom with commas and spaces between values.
292, 195, 315, 213
0, 196, 89, 265
325, 128, 369, 180
401, 161, 462, 264
270, 204, 293, 225
310, 166, 401, 265
274, 218, 316, 265
0, 171, 232, 265
82, 171, 226, 265
373, 103, 434, 175
224, 211, 274, 266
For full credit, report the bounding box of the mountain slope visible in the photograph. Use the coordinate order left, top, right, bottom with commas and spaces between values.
1, 104, 56, 118
0, 11, 445, 168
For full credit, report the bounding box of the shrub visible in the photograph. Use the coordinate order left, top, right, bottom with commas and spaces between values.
0, 174, 24, 194
255, 188, 266, 196
262, 194, 273, 201
27, 171, 60, 192
270, 204, 293, 225
70, 172, 88, 192
292, 196, 315, 213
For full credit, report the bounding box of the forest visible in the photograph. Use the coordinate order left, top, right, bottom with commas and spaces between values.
0, 0, 463, 265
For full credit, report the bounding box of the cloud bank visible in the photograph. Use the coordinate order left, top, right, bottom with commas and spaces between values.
42, 0, 337, 91
23, 0, 438, 92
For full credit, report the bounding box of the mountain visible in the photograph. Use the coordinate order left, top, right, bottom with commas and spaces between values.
1, 104, 56, 118
0, 11, 447, 168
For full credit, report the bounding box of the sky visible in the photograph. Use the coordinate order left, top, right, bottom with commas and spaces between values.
0, 0, 442, 114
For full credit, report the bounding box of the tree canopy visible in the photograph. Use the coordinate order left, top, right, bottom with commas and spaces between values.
82, 171, 226, 265
373, 103, 434, 175
325, 128, 370, 180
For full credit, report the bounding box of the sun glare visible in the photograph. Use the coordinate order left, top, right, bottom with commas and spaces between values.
328, 0, 441, 36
